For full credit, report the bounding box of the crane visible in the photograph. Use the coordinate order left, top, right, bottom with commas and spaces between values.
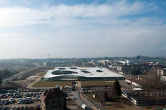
41, 54, 51, 59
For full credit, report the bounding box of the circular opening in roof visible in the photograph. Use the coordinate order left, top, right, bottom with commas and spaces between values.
96, 70, 103, 72
81, 70, 91, 73
52, 70, 77, 75
70, 67, 77, 69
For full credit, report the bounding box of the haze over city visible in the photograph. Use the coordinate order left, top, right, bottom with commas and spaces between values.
0, 0, 166, 59
1, 1, 166, 109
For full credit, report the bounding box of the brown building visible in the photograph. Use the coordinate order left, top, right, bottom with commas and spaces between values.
41, 88, 67, 110
122, 90, 166, 106
157, 68, 166, 76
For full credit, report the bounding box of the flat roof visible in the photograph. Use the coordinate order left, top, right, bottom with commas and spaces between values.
123, 90, 166, 100
44, 67, 125, 78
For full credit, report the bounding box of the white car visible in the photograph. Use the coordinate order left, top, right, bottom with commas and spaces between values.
10, 106, 15, 110
81, 104, 87, 109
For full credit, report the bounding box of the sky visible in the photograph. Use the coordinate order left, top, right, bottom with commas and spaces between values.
0, 0, 166, 58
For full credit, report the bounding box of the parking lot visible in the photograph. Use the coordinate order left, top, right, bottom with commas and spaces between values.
0, 88, 46, 110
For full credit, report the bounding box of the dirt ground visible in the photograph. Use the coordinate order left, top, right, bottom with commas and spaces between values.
20, 66, 54, 80
103, 102, 138, 110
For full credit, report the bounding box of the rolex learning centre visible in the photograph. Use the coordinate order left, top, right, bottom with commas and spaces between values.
44, 66, 125, 81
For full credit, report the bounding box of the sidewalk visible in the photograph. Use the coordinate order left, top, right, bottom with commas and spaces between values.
26, 73, 42, 89
26, 73, 53, 89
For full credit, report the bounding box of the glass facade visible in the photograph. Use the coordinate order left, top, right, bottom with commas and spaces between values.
44, 76, 125, 81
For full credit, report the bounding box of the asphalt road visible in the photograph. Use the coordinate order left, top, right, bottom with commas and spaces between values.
71, 90, 84, 106
71, 90, 93, 110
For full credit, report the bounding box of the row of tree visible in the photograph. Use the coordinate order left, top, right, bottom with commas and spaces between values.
0, 69, 19, 84
131, 67, 141, 75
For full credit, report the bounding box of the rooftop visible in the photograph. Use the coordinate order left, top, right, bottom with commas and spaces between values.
123, 90, 166, 100
42, 88, 67, 101
44, 66, 124, 78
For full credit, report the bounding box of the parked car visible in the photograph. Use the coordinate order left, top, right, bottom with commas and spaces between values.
73, 97, 77, 100
81, 104, 87, 109
10, 106, 15, 110
4, 100, 10, 105
2, 106, 7, 110
33, 97, 40, 101
0, 101, 3, 105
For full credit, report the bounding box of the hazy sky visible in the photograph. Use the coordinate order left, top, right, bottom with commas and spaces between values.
0, 0, 166, 58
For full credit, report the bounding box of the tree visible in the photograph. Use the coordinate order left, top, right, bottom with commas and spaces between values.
0, 71, 2, 86
3, 70, 10, 77
103, 91, 108, 101
113, 80, 121, 101
131, 67, 141, 75
0, 75, 2, 85
146, 74, 165, 89
142, 67, 165, 89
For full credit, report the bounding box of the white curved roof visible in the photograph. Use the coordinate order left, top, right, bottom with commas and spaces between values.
44, 67, 124, 78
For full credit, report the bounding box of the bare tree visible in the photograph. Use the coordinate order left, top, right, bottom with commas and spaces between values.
142, 67, 165, 89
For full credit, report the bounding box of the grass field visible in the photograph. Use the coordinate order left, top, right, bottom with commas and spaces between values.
103, 102, 138, 110
38, 72, 46, 76
139, 106, 166, 110
20, 66, 54, 80
84, 93, 100, 103
33, 80, 114, 87
33, 80, 72, 87
84, 93, 137, 110
81, 81, 113, 87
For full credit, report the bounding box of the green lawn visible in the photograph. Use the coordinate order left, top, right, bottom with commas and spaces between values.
38, 72, 46, 76
33, 80, 73, 87
81, 81, 113, 87
33, 80, 114, 87
103, 103, 138, 110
